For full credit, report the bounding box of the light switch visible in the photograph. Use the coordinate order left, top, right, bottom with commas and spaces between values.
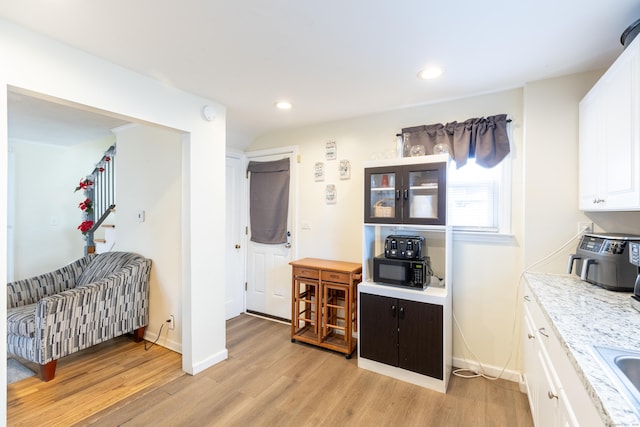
137, 210, 146, 223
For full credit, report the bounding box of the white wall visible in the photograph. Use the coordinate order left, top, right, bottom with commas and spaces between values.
523, 70, 640, 272
113, 124, 183, 352
250, 88, 526, 378
523, 71, 605, 272
0, 18, 228, 412
9, 137, 114, 280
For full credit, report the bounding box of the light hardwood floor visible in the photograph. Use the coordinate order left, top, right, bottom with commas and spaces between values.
8, 314, 533, 426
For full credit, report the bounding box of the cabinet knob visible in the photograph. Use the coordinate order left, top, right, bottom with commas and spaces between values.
527, 333, 535, 340
235, 244, 241, 249
547, 391, 558, 400
524, 295, 531, 302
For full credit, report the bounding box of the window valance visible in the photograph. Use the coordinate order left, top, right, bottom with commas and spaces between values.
401, 114, 511, 168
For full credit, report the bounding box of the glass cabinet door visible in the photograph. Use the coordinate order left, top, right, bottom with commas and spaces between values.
365, 161, 446, 225
404, 163, 446, 225
365, 169, 399, 223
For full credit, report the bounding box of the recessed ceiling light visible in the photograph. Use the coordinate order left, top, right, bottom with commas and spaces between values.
275, 100, 293, 110
417, 67, 443, 80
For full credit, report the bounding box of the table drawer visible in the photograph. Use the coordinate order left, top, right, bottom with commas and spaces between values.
293, 266, 319, 279
321, 270, 351, 284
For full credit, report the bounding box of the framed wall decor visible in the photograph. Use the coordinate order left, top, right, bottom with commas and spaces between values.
339, 160, 351, 180
325, 141, 337, 160
314, 162, 325, 181
325, 184, 337, 204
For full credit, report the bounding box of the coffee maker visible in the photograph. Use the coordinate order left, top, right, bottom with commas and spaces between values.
630, 242, 640, 312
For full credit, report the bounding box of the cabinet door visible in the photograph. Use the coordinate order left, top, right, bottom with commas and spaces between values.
601, 45, 640, 209
403, 162, 446, 225
522, 305, 538, 421
578, 90, 603, 210
579, 39, 640, 211
364, 167, 401, 223
398, 300, 443, 378
537, 343, 560, 427
359, 293, 398, 366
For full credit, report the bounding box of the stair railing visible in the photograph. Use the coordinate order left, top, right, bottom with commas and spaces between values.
76, 144, 116, 255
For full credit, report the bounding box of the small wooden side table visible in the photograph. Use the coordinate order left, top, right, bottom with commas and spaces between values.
290, 258, 362, 358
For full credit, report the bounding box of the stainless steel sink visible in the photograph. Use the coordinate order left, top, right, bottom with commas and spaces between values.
592, 345, 640, 415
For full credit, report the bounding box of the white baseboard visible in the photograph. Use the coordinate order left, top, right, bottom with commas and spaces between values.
143, 330, 182, 354
142, 331, 228, 376
452, 356, 524, 385
189, 349, 228, 375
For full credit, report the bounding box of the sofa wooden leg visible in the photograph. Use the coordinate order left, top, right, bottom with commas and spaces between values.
133, 326, 146, 343
39, 360, 57, 382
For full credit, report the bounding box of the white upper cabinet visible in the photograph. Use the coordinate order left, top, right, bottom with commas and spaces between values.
579, 36, 640, 211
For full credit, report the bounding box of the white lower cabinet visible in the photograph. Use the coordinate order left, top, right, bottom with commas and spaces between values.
522, 284, 601, 427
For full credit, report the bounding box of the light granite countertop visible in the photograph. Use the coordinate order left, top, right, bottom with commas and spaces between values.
524, 272, 640, 427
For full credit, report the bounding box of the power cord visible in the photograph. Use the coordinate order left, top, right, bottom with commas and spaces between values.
452, 227, 587, 380
144, 318, 172, 351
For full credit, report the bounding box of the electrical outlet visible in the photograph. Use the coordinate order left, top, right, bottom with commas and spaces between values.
578, 221, 593, 234
168, 315, 175, 330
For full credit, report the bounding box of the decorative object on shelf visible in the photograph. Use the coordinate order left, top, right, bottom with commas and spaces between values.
433, 142, 450, 155
314, 162, 325, 181
339, 160, 351, 180
325, 140, 337, 160
410, 145, 426, 157
396, 133, 404, 158
326, 184, 337, 204
402, 132, 411, 157
373, 200, 394, 218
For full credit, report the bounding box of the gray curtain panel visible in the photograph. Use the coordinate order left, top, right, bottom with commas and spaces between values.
247, 158, 290, 244
402, 114, 510, 168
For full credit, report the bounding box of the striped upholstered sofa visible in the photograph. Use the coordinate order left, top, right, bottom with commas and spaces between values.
6, 251, 151, 381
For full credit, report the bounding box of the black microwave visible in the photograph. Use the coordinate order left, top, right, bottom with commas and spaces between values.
373, 255, 431, 289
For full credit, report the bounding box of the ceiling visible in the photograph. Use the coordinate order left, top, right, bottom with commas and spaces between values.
2, 1, 640, 147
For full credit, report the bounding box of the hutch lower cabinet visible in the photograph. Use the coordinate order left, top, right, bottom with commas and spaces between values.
357, 280, 451, 393
360, 293, 443, 379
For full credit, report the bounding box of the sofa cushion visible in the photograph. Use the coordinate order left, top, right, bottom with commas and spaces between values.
7, 304, 36, 338
76, 252, 142, 287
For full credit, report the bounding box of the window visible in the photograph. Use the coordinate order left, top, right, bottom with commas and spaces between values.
447, 157, 511, 234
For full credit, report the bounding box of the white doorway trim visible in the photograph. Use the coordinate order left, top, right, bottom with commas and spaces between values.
225, 149, 247, 319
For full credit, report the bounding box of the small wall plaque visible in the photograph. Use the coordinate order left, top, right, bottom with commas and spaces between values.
325, 141, 337, 160
339, 160, 351, 180
325, 184, 337, 204
314, 162, 325, 181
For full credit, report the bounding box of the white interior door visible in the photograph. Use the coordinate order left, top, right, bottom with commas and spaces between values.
225, 154, 246, 320
245, 147, 297, 321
